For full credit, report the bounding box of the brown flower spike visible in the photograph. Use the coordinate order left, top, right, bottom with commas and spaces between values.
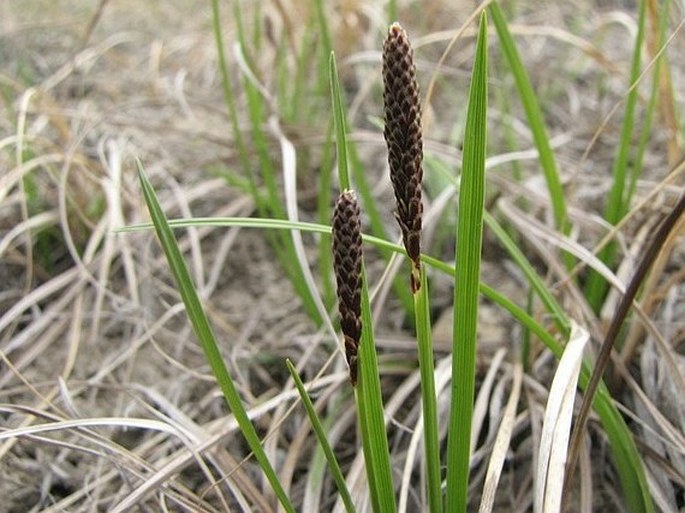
383, 22, 423, 292
332, 190, 363, 385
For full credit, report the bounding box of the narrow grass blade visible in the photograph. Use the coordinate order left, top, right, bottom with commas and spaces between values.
535, 323, 589, 513
136, 161, 296, 513
356, 267, 397, 512
314, 0, 334, 95
483, 210, 570, 336
285, 359, 356, 513
288, 21, 315, 121
232, 41, 280, 214
330, 52, 351, 191
585, 0, 648, 311
313, 0, 333, 63
489, 2, 568, 236
478, 9, 655, 503
445, 13, 488, 513
210, 0, 273, 241
480, 279, 653, 513
590, 387, 655, 513
626, 0, 671, 209
413, 268, 442, 513
318, 120, 336, 310
478, 361, 523, 513
569, 199, 685, 513
210, 0, 251, 184
307, 21, 335, 313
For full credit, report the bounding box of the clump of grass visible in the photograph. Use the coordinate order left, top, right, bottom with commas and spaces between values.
125, 4, 672, 513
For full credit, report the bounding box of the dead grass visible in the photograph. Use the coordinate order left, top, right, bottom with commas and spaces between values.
0, 1, 683, 512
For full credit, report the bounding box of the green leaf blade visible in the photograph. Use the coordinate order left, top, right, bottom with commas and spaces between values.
585, 0, 648, 311
330, 52, 351, 191
413, 269, 442, 513
445, 13, 488, 513
356, 267, 397, 513
137, 161, 296, 513
489, 2, 568, 236
286, 359, 356, 513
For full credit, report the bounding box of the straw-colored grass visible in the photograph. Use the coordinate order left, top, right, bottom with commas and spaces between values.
1, 1, 683, 512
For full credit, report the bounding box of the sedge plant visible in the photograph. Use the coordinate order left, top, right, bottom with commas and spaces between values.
382, 22, 441, 513
130, 4, 673, 512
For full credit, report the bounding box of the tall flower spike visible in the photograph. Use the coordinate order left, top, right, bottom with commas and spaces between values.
383, 22, 424, 293
332, 190, 363, 385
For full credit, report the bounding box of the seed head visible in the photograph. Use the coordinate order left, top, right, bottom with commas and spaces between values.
332, 190, 363, 385
383, 22, 423, 291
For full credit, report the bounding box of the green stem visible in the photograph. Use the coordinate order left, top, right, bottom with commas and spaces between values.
414, 267, 442, 513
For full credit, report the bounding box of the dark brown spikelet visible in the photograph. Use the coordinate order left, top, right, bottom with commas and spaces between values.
332, 191, 363, 385
383, 22, 423, 292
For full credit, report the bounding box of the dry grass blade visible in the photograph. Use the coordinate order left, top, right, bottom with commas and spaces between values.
478, 360, 523, 513
0, 416, 195, 444
398, 356, 452, 513
497, 197, 625, 296
3, 2, 683, 511
270, 116, 337, 340
536, 322, 589, 513
471, 348, 507, 455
